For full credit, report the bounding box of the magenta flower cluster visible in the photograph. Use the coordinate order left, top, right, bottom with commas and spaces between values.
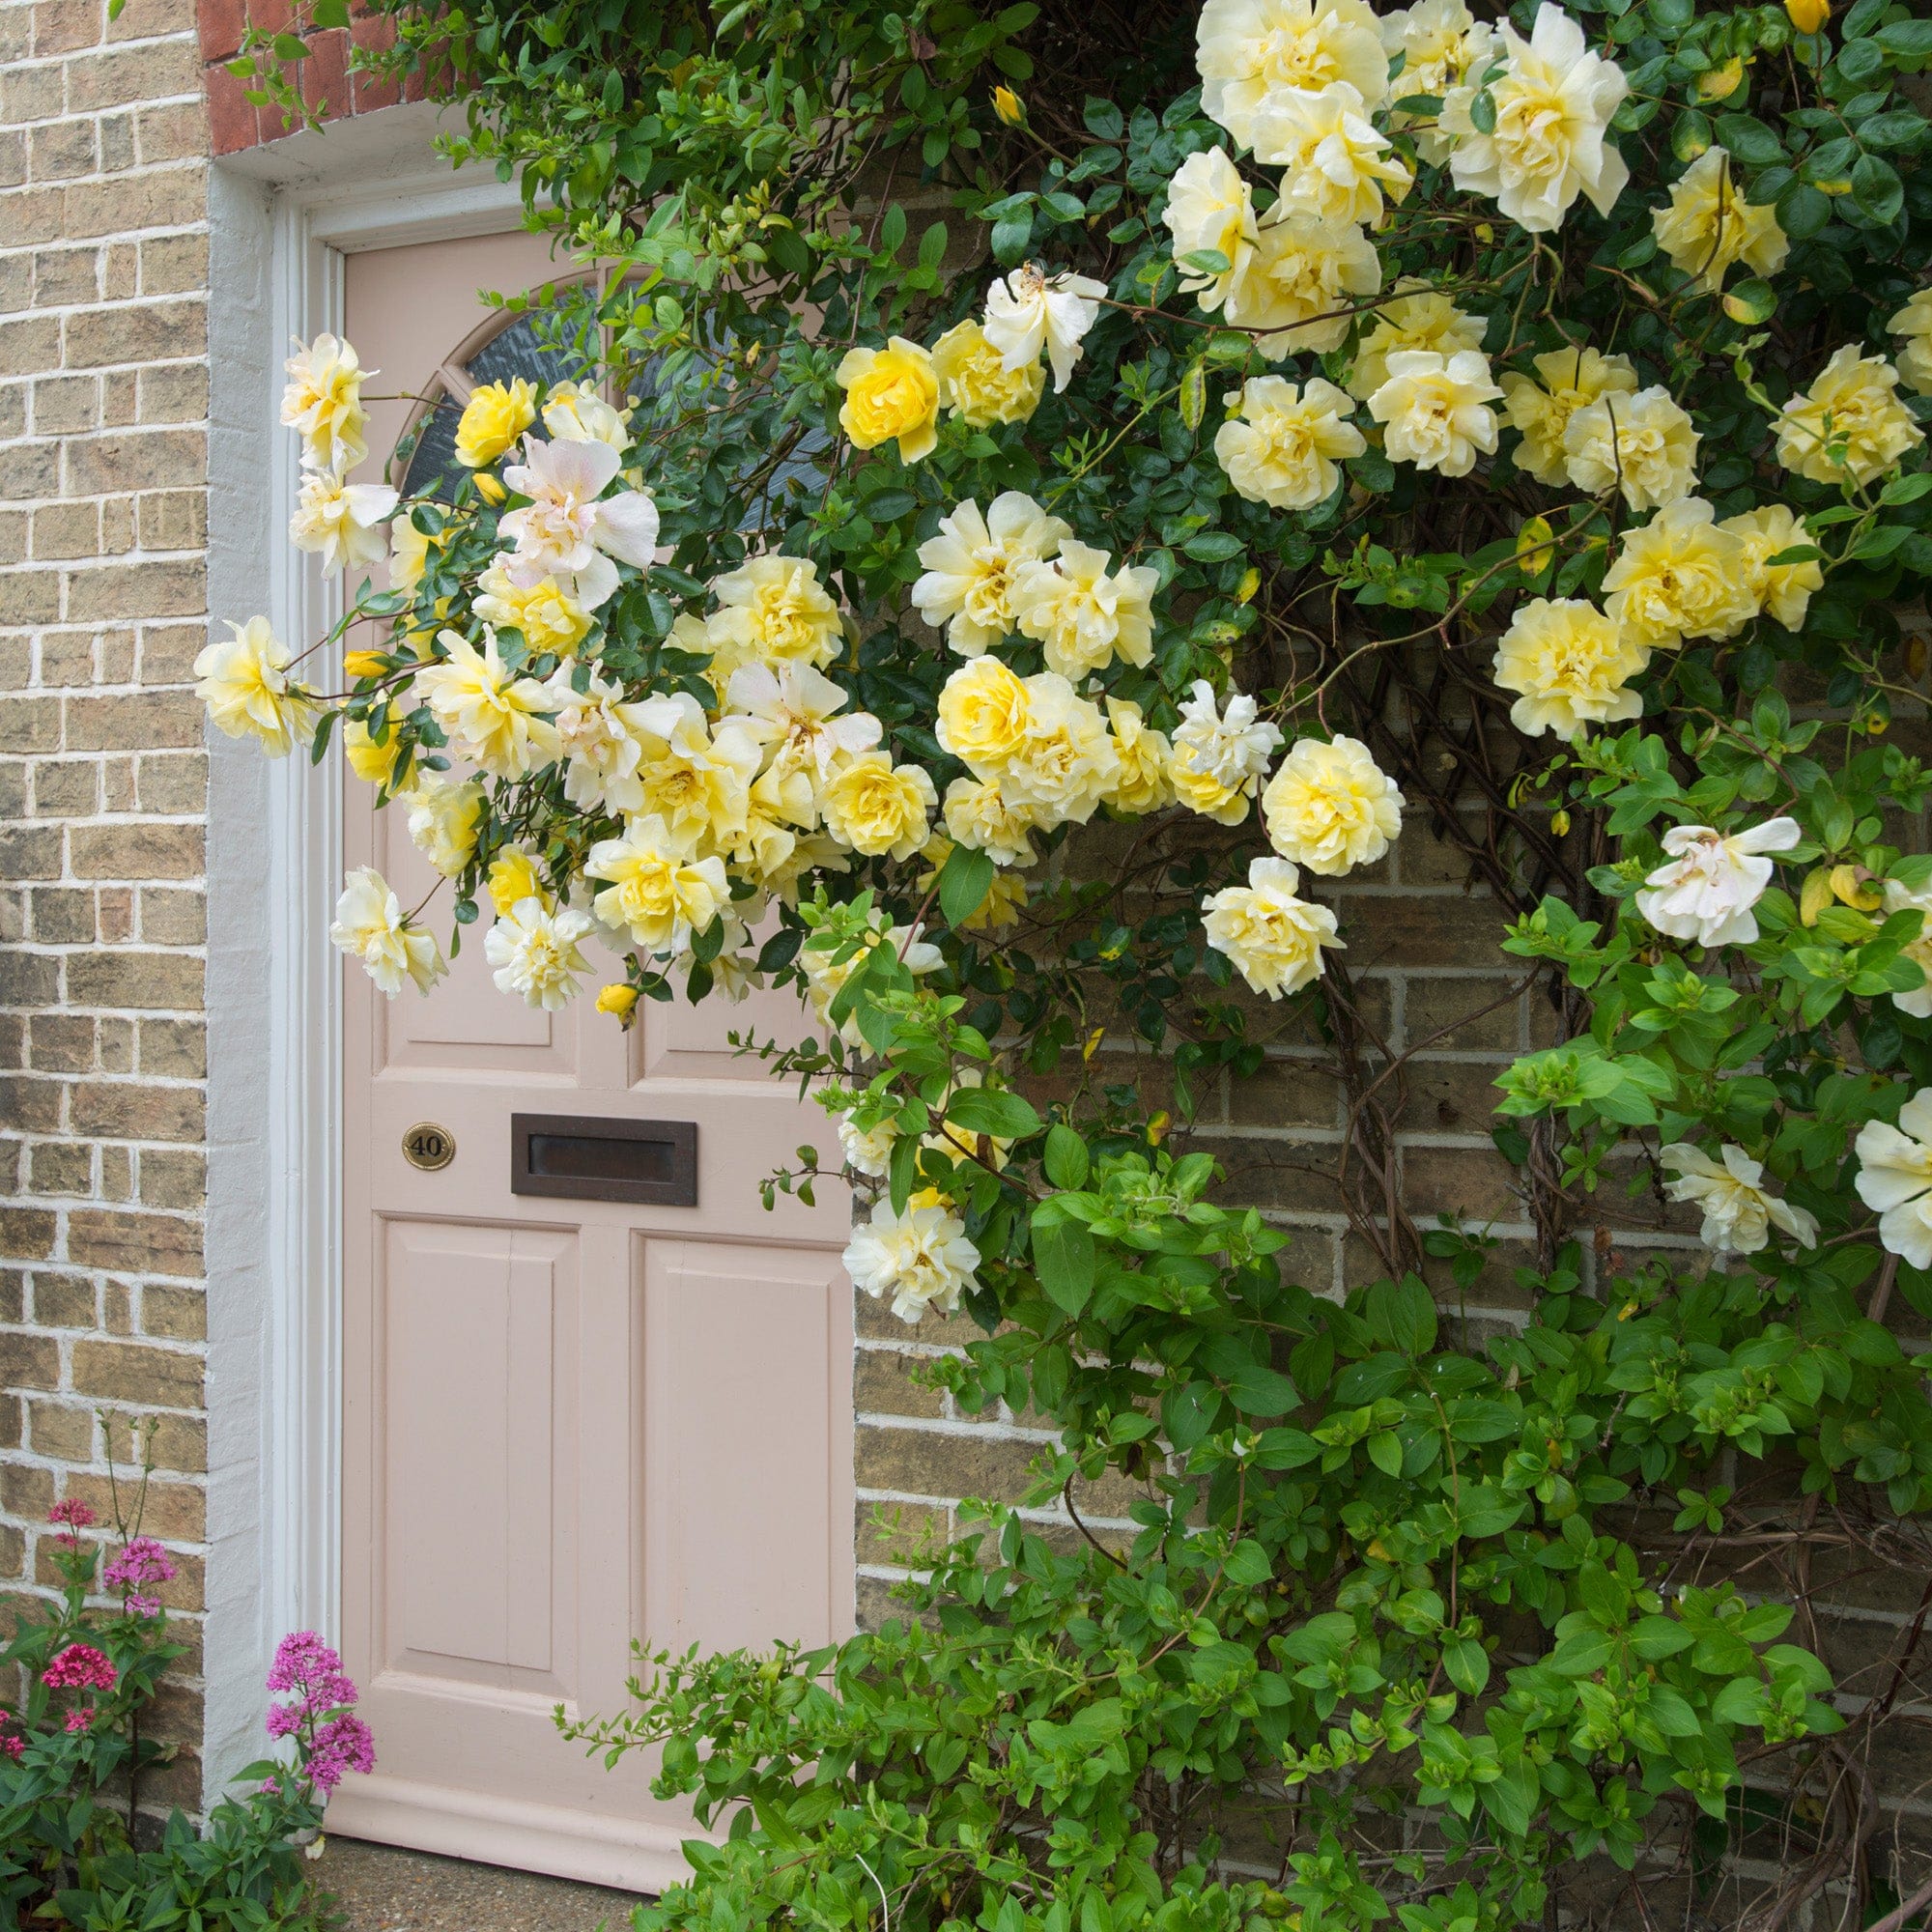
46, 1498, 97, 1549
265, 1631, 375, 1795
103, 1535, 178, 1615
43, 1643, 117, 1692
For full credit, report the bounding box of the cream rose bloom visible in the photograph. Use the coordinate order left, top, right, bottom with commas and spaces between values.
724, 660, 880, 788
836, 337, 940, 464
1203, 856, 1344, 998
1171, 679, 1284, 825
1660, 1144, 1819, 1257
1348, 286, 1488, 404
1197, 0, 1390, 149
1231, 212, 1382, 356
541, 380, 633, 451
987, 672, 1121, 825
1889, 290, 1932, 398
706, 554, 843, 674
403, 774, 484, 877
1102, 698, 1177, 816
485, 896, 593, 1012
498, 435, 660, 611
912, 494, 1071, 656
1215, 375, 1365, 509
820, 753, 937, 861
544, 667, 656, 814
842, 1199, 981, 1325
195, 615, 313, 757
1492, 597, 1647, 741
837, 1109, 899, 1179
585, 814, 730, 955
454, 378, 537, 469
1369, 349, 1502, 477
1720, 505, 1824, 632
1652, 147, 1788, 295
1162, 146, 1259, 315
415, 627, 559, 779
289, 470, 398, 575
281, 333, 370, 473
628, 693, 763, 853
982, 267, 1108, 393
1262, 735, 1404, 876
1635, 816, 1801, 948
1602, 498, 1756, 651
1010, 541, 1159, 680
1562, 384, 1699, 512
1883, 876, 1932, 1020
1856, 1091, 1932, 1268
1499, 345, 1638, 485
1380, 0, 1493, 162
1774, 345, 1925, 488
474, 562, 593, 659
944, 778, 1043, 867
1439, 2, 1630, 235
1252, 83, 1412, 228
930, 319, 1046, 426
330, 867, 445, 997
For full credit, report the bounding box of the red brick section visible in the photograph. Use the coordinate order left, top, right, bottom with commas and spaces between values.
196, 0, 425, 156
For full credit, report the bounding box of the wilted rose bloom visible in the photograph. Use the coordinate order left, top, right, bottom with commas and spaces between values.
1634, 817, 1801, 949
1171, 680, 1284, 825
981, 267, 1108, 393
1660, 1144, 1818, 1257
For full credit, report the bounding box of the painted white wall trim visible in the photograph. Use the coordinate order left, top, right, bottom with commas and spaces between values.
202, 117, 526, 1804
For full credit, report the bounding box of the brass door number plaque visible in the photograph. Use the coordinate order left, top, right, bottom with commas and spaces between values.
402, 1122, 456, 1173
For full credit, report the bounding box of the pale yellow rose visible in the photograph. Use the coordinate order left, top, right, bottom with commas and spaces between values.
1010, 540, 1159, 680
1491, 597, 1648, 741
585, 814, 730, 955
629, 695, 762, 854
1202, 856, 1344, 999
1368, 349, 1502, 477
486, 847, 550, 917
281, 334, 370, 473
1380, 0, 1493, 162
706, 554, 843, 675
289, 470, 398, 575
1720, 504, 1823, 632
944, 777, 1043, 867
1774, 344, 1925, 488
389, 514, 436, 598
541, 380, 633, 451
330, 866, 443, 997
1499, 345, 1638, 485
837, 337, 940, 463
1652, 147, 1788, 295
455, 378, 538, 469
1251, 82, 1411, 228
1562, 384, 1699, 512
1261, 734, 1404, 876
414, 626, 560, 778
1215, 375, 1365, 510
1102, 698, 1176, 816
194, 615, 314, 758
1348, 286, 1487, 403
989, 672, 1121, 826
1602, 497, 1756, 651
821, 753, 938, 861
1162, 146, 1259, 315
1889, 290, 1932, 398
930, 319, 1046, 426
343, 717, 414, 792
937, 655, 1034, 776
404, 774, 485, 877
473, 561, 593, 659
1197, 0, 1392, 149
912, 493, 1070, 656
915, 835, 1030, 933
1229, 212, 1382, 356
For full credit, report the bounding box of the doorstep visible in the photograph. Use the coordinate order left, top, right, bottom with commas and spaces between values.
316, 1838, 642, 1931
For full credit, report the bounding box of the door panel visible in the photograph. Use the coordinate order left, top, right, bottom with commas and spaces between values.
330, 231, 854, 1891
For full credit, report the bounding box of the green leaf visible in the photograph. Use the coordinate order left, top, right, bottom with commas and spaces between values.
939, 842, 996, 927
1224, 1357, 1300, 1418
1042, 1122, 1090, 1190
1032, 1211, 1095, 1316
946, 1085, 1042, 1142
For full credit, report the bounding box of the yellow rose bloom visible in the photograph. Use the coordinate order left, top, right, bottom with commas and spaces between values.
1261, 734, 1405, 877
1368, 349, 1502, 477
1774, 344, 1925, 488
1652, 147, 1788, 296
1214, 375, 1365, 511
413, 626, 560, 779
1162, 146, 1259, 316
820, 753, 938, 861
404, 774, 485, 877
836, 337, 940, 463
595, 981, 640, 1022
1348, 286, 1488, 403
931, 319, 1046, 427
344, 717, 414, 792
943, 777, 1043, 867
388, 514, 437, 598
1102, 697, 1176, 817
1252, 81, 1411, 227
911, 492, 1070, 656
1010, 540, 1160, 681
1197, 0, 1392, 149
1491, 597, 1649, 741
194, 615, 314, 758
486, 847, 550, 917
1888, 290, 1932, 397
1201, 856, 1344, 1000
473, 562, 593, 658
455, 378, 538, 469
936, 655, 1035, 777
1230, 211, 1382, 357
706, 554, 843, 675
1499, 345, 1638, 486
916, 835, 1029, 933
988, 672, 1120, 827
584, 814, 730, 954
281, 333, 369, 474
1562, 384, 1699, 513
1720, 504, 1824, 632
1602, 497, 1756, 651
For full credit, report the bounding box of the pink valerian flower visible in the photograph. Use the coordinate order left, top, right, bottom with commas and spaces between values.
305, 1712, 376, 1792
43, 1644, 117, 1691
65, 1708, 95, 1733
47, 1499, 97, 1549
103, 1536, 176, 1596
266, 1702, 304, 1741
267, 1631, 344, 1695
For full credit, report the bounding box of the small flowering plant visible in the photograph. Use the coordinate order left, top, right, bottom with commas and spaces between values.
234, 0, 1932, 1920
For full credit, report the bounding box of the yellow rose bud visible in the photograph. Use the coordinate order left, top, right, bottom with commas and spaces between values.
1785, 0, 1829, 31
471, 471, 507, 505
835, 337, 940, 464
454, 378, 537, 468
595, 982, 639, 1023
992, 84, 1025, 127
343, 647, 388, 680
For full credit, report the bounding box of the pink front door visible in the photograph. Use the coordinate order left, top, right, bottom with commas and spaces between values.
326, 234, 855, 1889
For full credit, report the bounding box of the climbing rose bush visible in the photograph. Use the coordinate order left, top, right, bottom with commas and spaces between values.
215, 0, 1932, 1920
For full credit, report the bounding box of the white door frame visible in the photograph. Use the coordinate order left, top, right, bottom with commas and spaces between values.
203, 110, 540, 1803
